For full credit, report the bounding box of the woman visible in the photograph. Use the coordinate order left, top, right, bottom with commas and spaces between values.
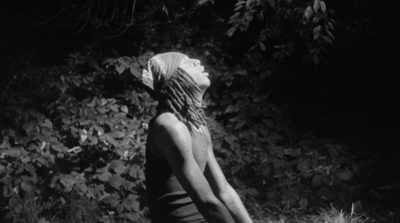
142, 52, 253, 223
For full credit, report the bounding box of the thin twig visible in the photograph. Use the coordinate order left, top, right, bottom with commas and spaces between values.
102, 0, 109, 15
117, 0, 130, 31
108, 1, 117, 21
93, 0, 102, 19
77, 0, 96, 33
37, 9, 64, 25
71, 3, 88, 28
115, 0, 121, 20
108, 0, 137, 38
51, 10, 73, 30
134, 1, 164, 23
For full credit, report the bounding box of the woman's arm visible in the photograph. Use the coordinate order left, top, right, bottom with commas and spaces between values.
204, 146, 254, 223
153, 116, 235, 222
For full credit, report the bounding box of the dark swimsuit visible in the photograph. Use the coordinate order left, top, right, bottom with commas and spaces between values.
145, 121, 208, 223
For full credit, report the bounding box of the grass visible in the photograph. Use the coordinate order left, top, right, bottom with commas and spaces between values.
5, 191, 394, 223
251, 204, 373, 223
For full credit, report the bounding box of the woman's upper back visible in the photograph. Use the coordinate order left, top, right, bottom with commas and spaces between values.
146, 112, 211, 171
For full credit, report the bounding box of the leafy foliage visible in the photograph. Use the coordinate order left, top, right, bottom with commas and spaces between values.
45, 0, 211, 37
104, 47, 361, 216
0, 38, 364, 223
228, 0, 335, 66
2, 0, 386, 221
205, 63, 360, 212
0, 52, 153, 222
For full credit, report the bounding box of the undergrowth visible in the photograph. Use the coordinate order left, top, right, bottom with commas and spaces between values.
0, 50, 375, 222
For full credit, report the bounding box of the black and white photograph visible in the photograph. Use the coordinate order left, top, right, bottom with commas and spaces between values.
1, 0, 399, 222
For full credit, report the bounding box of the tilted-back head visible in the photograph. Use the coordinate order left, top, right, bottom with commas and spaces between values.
141, 52, 186, 99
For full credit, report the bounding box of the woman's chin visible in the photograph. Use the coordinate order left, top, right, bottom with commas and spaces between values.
199, 80, 211, 91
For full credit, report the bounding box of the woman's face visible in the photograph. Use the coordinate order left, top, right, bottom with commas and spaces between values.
178, 56, 210, 91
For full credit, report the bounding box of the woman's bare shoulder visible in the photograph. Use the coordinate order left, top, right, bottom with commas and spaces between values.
151, 112, 190, 138
149, 112, 193, 154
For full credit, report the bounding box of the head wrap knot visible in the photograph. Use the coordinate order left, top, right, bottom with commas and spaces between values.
141, 52, 186, 99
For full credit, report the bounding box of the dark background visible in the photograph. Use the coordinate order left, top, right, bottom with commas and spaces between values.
1, 0, 399, 219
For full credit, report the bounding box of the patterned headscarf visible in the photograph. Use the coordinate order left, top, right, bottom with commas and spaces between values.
141, 52, 187, 99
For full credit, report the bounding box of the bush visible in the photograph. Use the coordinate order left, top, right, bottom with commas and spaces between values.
107, 50, 362, 214
0, 45, 362, 222
205, 56, 360, 212
0, 53, 153, 222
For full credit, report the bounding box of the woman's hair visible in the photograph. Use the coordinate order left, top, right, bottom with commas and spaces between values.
158, 67, 207, 131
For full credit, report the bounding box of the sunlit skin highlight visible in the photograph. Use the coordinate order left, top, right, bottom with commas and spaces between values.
145, 54, 253, 223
